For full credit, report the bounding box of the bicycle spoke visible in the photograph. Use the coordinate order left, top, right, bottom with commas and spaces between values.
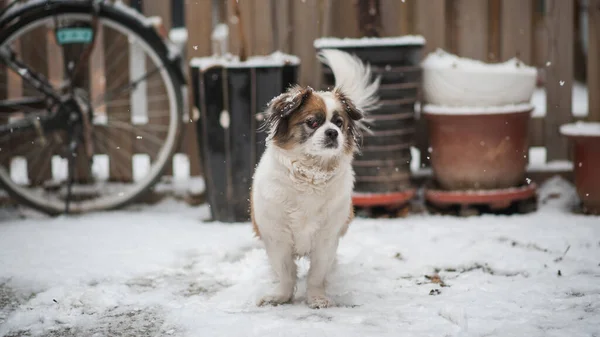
105, 121, 166, 146
91, 70, 165, 110
99, 109, 172, 120
94, 134, 135, 180
103, 94, 170, 109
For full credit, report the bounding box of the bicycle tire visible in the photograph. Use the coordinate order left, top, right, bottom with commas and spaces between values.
0, 0, 187, 215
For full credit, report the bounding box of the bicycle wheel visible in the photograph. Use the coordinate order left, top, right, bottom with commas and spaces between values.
0, 0, 185, 215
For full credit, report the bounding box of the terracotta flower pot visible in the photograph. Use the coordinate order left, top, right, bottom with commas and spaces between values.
423, 104, 533, 191
560, 122, 600, 215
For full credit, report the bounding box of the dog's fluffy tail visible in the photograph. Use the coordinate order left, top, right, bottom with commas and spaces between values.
317, 49, 381, 114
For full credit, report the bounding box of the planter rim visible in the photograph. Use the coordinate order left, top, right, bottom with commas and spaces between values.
313, 35, 426, 49
559, 121, 600, 138
352, 189, 416, 207
424, 183, 537, 206
190, 51, 300, 71
421, 48, 537, 76
422, 103, 534, 116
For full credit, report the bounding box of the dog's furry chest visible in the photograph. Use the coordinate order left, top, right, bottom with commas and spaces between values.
287, 191, 339, 256
251, 148, 355, 256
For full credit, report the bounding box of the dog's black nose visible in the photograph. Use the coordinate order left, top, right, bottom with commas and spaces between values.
325, 129, 338, 140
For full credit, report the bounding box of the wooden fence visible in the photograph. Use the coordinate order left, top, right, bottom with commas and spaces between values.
180, 0, 599, 179
1, 0, 598, 191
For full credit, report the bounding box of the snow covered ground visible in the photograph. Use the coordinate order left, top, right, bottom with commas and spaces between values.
0, 176, 599, 337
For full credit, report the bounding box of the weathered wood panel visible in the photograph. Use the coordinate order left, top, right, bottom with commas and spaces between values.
544, 0, 574, 161
104, 24, 133, 181
184, 0, 212, 176
501, 0, 533, 64
21, 27, 52, 185
488, 0, 502, 62
588, 0, 600, 122
291, 0, 320, 87
453, 0, 489, 61
252, 0, 275, 55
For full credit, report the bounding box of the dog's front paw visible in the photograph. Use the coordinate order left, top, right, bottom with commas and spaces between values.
257, 293, 293, 307
307, 295, 335, 309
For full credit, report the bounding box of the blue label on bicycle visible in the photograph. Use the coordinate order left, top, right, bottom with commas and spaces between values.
56, 28, 93, 44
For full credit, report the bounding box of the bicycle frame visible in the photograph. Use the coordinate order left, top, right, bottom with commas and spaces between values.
0, 0, 101, 139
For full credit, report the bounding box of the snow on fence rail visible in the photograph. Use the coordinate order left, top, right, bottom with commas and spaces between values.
0, 0, 598, 198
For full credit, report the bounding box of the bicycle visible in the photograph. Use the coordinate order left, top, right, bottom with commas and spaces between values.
0, 0, 187, 215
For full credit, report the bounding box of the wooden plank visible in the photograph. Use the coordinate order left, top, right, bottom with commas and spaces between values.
103, 23, 133, 181
399, 0, 414, 35
0, 18, 10, 173
529, 117, 545, 147
588, 0, 600, 122
414, 0, 445, 166
186, 0, 213, 59
533, 7, 549, 68
380, 0, 400, 36
292, 0, 320, 87
20, 27, 52, 186
331, 0, 360, 38
414, 0, 446, 57
143, 4, 172, 176
227, 0, 254, 58
453, 0, 489, 61
357, 0, 383, 37
185, 0, 212, 176
273, 0, 292, 52
501, 0, 533, 64
142, 0, 172, 31
488, 0, 501, 62
544, 0, 574, 161
253, 0, 275, 55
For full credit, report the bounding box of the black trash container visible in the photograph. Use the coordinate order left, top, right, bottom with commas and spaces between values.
190, 53, 300, 222
314, 37, 425, 195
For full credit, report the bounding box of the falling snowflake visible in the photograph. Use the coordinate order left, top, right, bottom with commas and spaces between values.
193, 45, 198, 50
526, 178, 531, 184
559, 80, 565, 86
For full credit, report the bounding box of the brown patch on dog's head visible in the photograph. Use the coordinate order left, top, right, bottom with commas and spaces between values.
262, 85, 326, 149
261, 85, 365, 156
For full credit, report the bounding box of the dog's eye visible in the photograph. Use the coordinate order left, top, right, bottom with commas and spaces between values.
306, 119, 319, 129
334, 119, 343, 128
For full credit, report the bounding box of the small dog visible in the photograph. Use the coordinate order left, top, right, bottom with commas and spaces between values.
250, 49, 380, 309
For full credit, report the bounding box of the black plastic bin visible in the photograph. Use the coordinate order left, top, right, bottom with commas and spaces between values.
191, 53, 300, 222
314, 37, 425, 194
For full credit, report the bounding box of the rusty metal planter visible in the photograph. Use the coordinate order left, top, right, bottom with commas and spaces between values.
191, 56, 299, 222
423, 105, 533, 191
315, 38, 425, 194
560, 122, 600, 215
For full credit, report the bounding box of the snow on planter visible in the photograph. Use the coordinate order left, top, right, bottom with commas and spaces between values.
189, 51, 300, 71
422, 102, 535, 116
421, 49, 537, 107
313, 35, 426, 49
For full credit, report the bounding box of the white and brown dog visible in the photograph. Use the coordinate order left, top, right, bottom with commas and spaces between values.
250, 49, 380, 309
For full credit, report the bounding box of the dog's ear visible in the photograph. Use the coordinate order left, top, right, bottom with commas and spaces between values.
262, 85, 313, 139
335, 89, 363, 121
269, 85, 313, 118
